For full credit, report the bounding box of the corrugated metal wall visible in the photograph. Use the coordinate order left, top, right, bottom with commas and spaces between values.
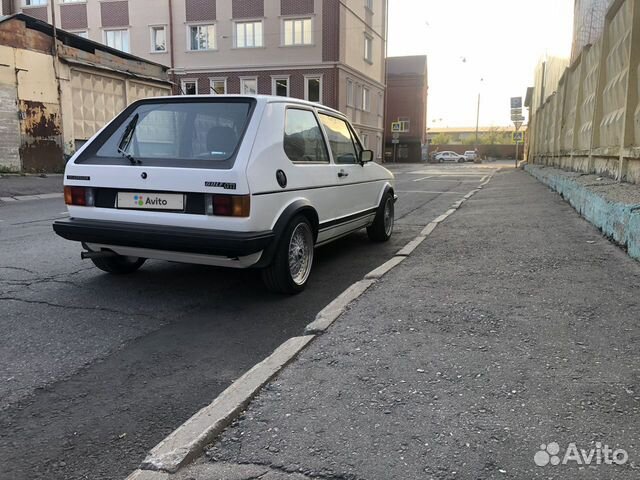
529, 0, 640, 184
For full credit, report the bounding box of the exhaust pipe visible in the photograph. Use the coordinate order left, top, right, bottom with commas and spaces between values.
81, 250, 118, 260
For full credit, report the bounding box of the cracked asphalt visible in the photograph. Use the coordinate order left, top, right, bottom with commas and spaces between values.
0, 163, 501, 480
202, 169, 640, 480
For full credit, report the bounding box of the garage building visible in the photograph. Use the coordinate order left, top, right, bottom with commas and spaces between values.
0, 13, 170, 173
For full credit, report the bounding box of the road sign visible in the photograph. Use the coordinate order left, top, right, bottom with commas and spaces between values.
391, 139, 400, 144
510, 97, 522, 109
391, 122, 401, 133
392, 132, 400, 140
514, 120, 524, 131
513, 131, 524, 142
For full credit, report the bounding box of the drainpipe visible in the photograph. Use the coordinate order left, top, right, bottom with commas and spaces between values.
168, 0, 177, 94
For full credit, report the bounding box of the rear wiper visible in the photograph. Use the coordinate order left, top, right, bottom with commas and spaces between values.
117, 113, 141, 165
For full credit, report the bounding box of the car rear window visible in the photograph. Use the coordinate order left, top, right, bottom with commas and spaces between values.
77, 98, 255, 169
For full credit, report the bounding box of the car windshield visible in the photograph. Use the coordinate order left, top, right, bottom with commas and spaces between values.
84, 100, 253, 168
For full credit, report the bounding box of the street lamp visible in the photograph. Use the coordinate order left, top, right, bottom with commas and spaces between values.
475, 78, 484, 149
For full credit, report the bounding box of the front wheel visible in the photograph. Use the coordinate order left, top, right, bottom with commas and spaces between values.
91, 255, 146, 274
367, 193, 395, 242
262, 215, 315, 294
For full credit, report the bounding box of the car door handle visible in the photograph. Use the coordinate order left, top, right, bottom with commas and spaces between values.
338, 170, 349, 178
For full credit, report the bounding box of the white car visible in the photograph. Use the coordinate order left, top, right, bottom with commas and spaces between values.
463, 150, 478, 162
53, 95, 396, 294
435, 151, 466, 163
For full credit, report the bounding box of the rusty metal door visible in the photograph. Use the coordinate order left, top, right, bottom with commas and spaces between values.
18, 99, 64, 172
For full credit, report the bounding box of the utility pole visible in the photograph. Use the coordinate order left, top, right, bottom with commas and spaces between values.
475, 92, 481, 148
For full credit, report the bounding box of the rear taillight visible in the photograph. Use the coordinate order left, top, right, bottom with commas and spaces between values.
64, 186, 95, 206
205, 194, 250, 217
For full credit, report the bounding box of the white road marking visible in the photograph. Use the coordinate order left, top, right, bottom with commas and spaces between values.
398, 190, 468, 195
412, 176, 434, 182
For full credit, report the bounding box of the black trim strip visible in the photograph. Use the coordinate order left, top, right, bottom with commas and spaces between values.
66, 175, 91, 181
319, 207, 377, 231
253, 178, 387, 196
53, 219, 273, 257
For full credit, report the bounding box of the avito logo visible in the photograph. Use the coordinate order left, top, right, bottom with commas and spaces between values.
133, 195, 168, 207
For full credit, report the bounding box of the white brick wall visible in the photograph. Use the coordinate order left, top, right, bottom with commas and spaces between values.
0, 85, 21, 172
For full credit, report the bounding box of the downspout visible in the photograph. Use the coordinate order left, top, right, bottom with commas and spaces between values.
168, 0, 177, 93
50, 0, 67, 161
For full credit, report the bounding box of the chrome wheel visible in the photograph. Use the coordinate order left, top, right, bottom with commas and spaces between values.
383, 197, 394, 237
288, 222, 314, 286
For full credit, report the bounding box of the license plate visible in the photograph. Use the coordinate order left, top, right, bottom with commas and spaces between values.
117, 192, 185, 211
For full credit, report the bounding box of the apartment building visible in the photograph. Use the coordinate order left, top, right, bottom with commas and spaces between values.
5, 0, 387, 158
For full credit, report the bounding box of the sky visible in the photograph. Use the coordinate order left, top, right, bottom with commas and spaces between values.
387, 0, 574, 128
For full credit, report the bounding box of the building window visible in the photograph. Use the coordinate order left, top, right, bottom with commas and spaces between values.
272, 77, 290, 97
364, 35, 373, 63
24, 0, 47, 5
210, 78, 227, 94
378, 92, 383, 116
240, 77, 258, 95
283, 109, 329, 163
181, 79, 198, 95
362, 87, 370, 111
377, 135, 382, 159
355, 84, 362, 109
283, 18, 312, 46
189, 24, 216, 51
346, 79, 354, 107
71, 30, 89, 38
104, 29, 130, 53
361, 133, 369, 149
150, 26, 167, 52
365, 0, 374, 11
235, 21, 263, 48
304, 76, 322, 103
61, 0, 85, 3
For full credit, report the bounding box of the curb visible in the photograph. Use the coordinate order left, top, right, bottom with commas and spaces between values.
304, 279, 376, 334
136, 335, 315, 475
0, 192, 63, 203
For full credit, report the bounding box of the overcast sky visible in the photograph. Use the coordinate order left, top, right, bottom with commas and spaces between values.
387, 0, 574, 128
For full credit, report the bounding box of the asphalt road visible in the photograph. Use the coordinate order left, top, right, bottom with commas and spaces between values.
0, 162, 504, 480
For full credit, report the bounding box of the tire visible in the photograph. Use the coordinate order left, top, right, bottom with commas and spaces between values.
367, 192, 395, 242
438, 158, 443, 163
262, 215, 315, 294
91, 255, 146, 274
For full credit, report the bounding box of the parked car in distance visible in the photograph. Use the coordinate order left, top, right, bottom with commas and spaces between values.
53, 95, 396, 294
435, 151, 466, 163
463, 150, 478, 162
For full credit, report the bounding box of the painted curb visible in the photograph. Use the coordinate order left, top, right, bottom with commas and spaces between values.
364, 255, 405, 279
396, 235, 427, 256
0, 192, 63, 203
304, 279, 376, 334
126, 470, 169, 480
432, 213, 451, 223
421, 222, 439, 236
139, 335, 315, 474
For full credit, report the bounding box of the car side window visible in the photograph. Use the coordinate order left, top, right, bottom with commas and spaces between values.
318, 114, 360, 164
283, 108, 330, 163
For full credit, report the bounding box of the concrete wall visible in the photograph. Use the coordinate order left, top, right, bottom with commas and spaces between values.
529, 0, 640, 185
0, 46, 20, 171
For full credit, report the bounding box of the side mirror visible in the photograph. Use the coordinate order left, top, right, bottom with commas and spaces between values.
359, 149, 374, 164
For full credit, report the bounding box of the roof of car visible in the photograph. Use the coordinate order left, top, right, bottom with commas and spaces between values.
149, 94, 344, 116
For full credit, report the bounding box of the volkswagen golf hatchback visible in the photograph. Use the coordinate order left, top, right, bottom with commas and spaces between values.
53, 95, 396, 293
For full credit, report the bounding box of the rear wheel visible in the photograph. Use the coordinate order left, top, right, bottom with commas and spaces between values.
262, 215, 314, 294
91, 255, 146, 274
367, 192, 395, 242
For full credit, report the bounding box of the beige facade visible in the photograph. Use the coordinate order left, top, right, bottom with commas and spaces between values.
528, 0, 640, 185
0, 14, 170, 172
6, 0, 387, 158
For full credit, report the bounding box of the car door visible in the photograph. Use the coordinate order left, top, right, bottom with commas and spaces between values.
317, 113, 377, 237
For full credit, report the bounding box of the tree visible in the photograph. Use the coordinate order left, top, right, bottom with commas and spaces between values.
431, 133, 453, 145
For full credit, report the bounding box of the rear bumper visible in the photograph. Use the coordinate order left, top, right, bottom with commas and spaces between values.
53, 218, 274, 258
